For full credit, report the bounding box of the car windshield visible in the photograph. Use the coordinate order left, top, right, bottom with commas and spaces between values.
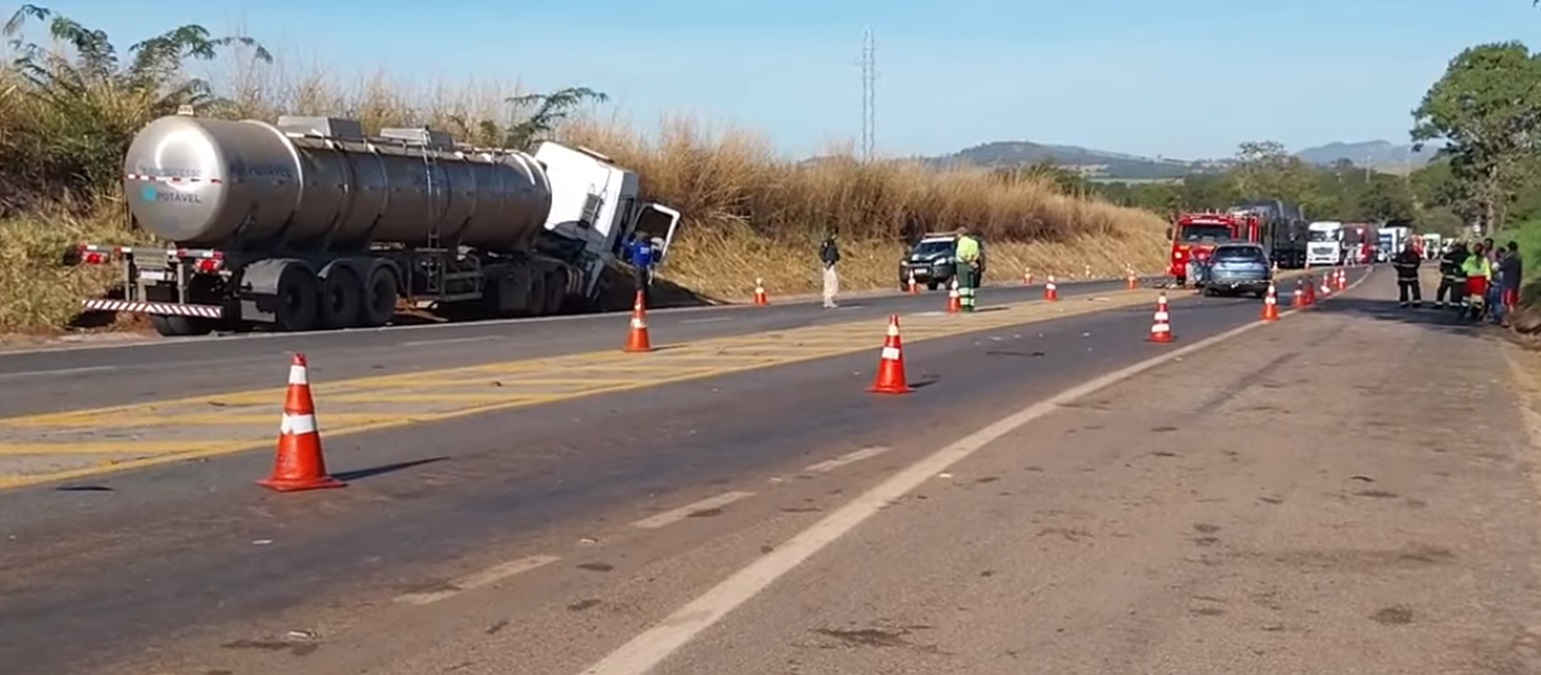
1180, 225, 1232, 242
1308, 230, 1337, 242
910, 240, 954, 257
1213, 247, 1265, 261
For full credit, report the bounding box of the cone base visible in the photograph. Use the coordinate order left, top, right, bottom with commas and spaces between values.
258, 475, 346, 492
868, 384, 914, 394
1146, 333, 1176, 343
624, 344, 653, 353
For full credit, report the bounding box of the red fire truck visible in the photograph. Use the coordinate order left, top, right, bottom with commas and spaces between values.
1166, 211, 1263, 287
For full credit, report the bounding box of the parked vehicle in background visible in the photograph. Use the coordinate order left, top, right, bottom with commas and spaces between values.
1419, 233, 1444, 260
1377, 225, 1412, 263
1344, 224, 1375, 264
897, 232, 986, 291
1306, 221, 1345, 266
1167, 213, 1245, 287
74, 110, 682, 335
1227, 199, 1309, 268
1201, 243, 1273, 298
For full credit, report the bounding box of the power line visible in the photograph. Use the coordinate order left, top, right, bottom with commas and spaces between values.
860, 27, 876, 162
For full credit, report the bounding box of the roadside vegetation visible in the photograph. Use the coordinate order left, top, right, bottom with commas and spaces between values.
0, 6, 1167, 334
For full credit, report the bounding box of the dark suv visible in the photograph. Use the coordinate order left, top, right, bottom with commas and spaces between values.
897, 234, 987, 290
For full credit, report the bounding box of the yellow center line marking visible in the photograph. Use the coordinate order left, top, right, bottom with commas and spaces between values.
0, 288, 1176, 489
0, 440, 249, 457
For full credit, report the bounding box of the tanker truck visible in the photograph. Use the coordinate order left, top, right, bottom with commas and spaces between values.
74, 111, 681, 336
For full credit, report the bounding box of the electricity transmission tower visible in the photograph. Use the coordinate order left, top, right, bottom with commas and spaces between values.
860, 27, 876, 162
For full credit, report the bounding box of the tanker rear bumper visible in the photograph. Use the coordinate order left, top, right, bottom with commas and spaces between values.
81, 298, 224, 318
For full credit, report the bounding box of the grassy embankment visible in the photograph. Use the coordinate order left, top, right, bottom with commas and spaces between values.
0, 22, 1169, 335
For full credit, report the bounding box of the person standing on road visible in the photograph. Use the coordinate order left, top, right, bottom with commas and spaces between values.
954, 227, 982, 312
1392, 242, 1423, 308
1435, 241, 1467, 309
1500, 241, 1524, 327
819, 232, 841, 309
1483, 237, 1503, 317
1462, 242, 1493, 322
627, 232, 657, 305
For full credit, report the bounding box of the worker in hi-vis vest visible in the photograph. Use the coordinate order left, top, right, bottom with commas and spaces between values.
954, 227, 982, 312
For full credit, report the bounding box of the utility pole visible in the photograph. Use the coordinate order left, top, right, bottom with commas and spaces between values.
860, 27, 876, 162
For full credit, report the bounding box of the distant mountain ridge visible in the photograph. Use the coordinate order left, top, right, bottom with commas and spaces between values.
925, 139, 1436, 179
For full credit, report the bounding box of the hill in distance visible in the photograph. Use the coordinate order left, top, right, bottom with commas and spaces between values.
925, 139, 1438, 180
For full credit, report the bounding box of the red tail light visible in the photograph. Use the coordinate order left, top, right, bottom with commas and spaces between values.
82, 251, 107, 265
194, 258, 223, 274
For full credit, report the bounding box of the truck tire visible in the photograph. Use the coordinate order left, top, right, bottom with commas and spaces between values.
273, 265, 320, 332
526, 273, 550, 316
546, 270, 569, 314
359, 265, 397, 328
150, 315, 216, 337
317, 265, 363, 330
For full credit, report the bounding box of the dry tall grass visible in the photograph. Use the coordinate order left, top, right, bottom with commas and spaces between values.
0, 11, 1169, 332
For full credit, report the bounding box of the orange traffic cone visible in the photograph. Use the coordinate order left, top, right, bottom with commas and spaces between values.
258, 354, 345, 492
1147, 293, 1174, 343
1336, 268, 1347, 291
624, 291, 652, 352
1023, 268, 1034, 286
1292, 279, 1305, 308
1045, 275, 1059, 301
1262, 281, 1279, 321
946, 277, 962, 313
1304, 277, 1317, 305
1126, 269, 1138, 289
868, 314, 913, 394
753, 278, 769, 306
907, 269, 919, 295
1320, 274, 1332, 297
1084, 264, 1092, 279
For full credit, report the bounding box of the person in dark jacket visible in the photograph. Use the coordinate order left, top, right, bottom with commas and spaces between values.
1435, 242, 1468, 309
1500, 241, 1524, 326
627, 232, 658, 304
819, 233, 841, 309
1392, 242, 1423, 308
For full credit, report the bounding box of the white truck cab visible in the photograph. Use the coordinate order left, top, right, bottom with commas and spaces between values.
1306, 221, 1344, 266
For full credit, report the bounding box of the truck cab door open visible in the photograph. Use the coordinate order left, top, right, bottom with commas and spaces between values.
633, 203, 681, 262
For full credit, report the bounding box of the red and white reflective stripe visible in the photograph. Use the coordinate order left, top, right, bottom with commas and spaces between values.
886, 323, 899, 337
78, 243, 221, 260
279, 413, 317, 435
630, 317, 647, 329
289, 364, 309, 385
124, 173, 223, 184
880, 346, 901, 360
81, 299, 222, 318
1154, 310, 1169, 321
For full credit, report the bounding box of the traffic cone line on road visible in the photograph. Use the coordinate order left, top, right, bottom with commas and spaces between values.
624, 291, 652, 352
753, 278, 769, 306
947, 277, 962, 314
1045, 275, 1059, 301
1262, 281, 1279, 321
1148, 293, 1174, 343
258, 353, 345, 492
868, 314, 913, 394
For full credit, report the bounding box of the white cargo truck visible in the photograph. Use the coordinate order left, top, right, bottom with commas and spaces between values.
1305, 221, 1344, 266
75, 112, 681, 336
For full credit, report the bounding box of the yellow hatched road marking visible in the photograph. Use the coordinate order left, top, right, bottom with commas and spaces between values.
0, 440, 248, 456
0, 288, 1176, 489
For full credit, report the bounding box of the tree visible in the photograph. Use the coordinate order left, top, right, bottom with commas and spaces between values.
453, 86, 609, 150
1229, 140, 1313, 204
1, 4, 269, 196
1410, 41, 1541, 231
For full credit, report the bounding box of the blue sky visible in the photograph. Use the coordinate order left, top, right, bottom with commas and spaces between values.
30, 0, 1541, 159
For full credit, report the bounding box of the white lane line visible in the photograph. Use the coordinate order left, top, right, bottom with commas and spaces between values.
802, 446, 891, 474
577, 296, 1327, 675
631, 491, 756, 530
394, 554, 561, 606
400, 335, 503, 347
0, 365, 119, 380
680, 317, 734, 324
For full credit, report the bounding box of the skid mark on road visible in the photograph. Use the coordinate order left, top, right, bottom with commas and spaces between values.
0, 286, 1198, 490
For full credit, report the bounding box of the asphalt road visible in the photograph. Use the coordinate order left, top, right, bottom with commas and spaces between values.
0, 268, 1361, 675
0, 277, 1156, 416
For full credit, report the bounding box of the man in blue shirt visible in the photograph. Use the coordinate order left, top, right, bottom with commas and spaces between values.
628, 232, 657, 305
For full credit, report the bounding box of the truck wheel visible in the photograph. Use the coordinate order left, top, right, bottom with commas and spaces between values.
928, 281, 940, 291
359, 266, 397, 328
546, 270, 569, 314
274, 265, 320, 332
317, 266, 363, 330
526, 274, 549, 316
150, 315, 215, 337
